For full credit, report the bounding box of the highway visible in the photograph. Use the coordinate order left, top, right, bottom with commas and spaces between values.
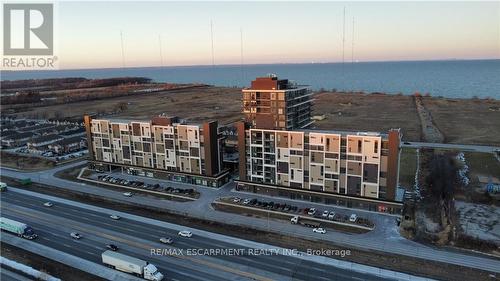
0, 189, 396, 281
2, 162, 500, 275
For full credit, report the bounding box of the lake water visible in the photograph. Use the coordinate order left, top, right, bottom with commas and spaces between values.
2, 59, 499, 99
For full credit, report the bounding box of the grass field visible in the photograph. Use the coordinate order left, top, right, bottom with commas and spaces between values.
0, 151, 55, 171
313, 92, 422, 141
4, 85, 500, 145
423, 97, 500, 145
9, 85, 242, 125
399, 148, 418, 189
464, 152, 500, 183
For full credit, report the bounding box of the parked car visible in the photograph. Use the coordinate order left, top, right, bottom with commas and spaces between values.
328, 211, 336, 220
106, 244, 119, 251
43, 202, 53, 207
243, 198, 251, 205
313, 228, 326, 234
110, 215, 120, 220
283, 205, 290, 212
123, 192, 133, 197
249, 199, 258, 205
70, 232, 82, 239
178, 231, 193, 238
349, 214, 358, 223
160, 237, 173, 244
307, 208, 316, 216
232, 197, 241, 203
321, 210, 329, 218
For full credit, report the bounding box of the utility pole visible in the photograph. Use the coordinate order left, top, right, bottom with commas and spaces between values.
158, 34, 164, 67
240, 27, 244, 81
210, 20, 215, 67
342, 7, 346, 90
351, 17, 355, 64
120, 31, 125, 68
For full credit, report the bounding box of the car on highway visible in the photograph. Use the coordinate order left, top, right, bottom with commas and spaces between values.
110, 215, 120, 220
349, 214, 358, 223
106, 244, 119, 251
328, 211, 336, 220
178, 230, 193, 238
313, 228, 326, 234
159, 237, 173, 244
123, 192, 133, 197
307, 208, 316, 216
321, 210, 329, 218
242, 198, 251, 205
70, 232, 82, 239
43, 202, 53, 207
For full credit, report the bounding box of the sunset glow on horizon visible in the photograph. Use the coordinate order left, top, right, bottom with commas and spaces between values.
4, 1, 499, 70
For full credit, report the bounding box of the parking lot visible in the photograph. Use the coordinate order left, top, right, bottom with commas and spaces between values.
91, 174, 199, 198
15, 147, 88, 162
222, 196, 374, 228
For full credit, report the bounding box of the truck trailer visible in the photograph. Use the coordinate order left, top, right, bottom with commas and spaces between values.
290, 215, 321, 228
0, 217, 38, 239
101, 250, 164, 281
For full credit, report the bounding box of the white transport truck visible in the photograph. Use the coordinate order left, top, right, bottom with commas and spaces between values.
101, 250, 164, 281
0, 217, 38, 239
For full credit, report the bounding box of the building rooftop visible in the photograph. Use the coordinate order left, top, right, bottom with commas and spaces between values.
51, 136, 85, 146
59, 127, 85, 136
1, 131, 33, 140
29, 134, 63, 144
249, 127, 390, 138
93, 116, 207, 127
244, 75, 309, 91
19, 123, 55, 132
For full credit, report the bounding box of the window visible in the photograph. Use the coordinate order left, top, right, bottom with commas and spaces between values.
374, 141, 378, 153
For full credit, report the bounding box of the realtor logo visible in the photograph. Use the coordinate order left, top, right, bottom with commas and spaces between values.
3, 3, 53, 55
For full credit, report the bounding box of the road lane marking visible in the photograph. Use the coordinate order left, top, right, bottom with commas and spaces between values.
6, 206, 275, 281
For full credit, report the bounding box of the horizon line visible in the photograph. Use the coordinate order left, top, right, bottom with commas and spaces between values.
2, 57, 499, 73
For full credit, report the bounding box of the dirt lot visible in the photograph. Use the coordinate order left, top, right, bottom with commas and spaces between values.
422, 97, 500, 145
1, 243, 102, 281
2, 177, 496, 281
4, 85, 500, 145
312, 92, 422, 141
8, 85, 242, 125
0, 151, 56, 171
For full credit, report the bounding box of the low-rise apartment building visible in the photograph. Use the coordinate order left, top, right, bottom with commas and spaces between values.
236, 123, 403, 213
84, 115, 230, 187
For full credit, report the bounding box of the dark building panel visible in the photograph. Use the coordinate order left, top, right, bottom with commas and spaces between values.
83, 115, 94, 160
203, 121, 219, 176
386, 129, 401, 200
363, 163, 378, 183
347, 176, 361, 196
236, 121, 248, 180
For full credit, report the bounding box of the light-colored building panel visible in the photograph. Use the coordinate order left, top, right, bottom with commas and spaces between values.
362, 183, 378, 198
347, 136, 363, 154
362, 136, 382, 163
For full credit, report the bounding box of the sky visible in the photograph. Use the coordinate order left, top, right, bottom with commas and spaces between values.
20, 1, 500, 69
